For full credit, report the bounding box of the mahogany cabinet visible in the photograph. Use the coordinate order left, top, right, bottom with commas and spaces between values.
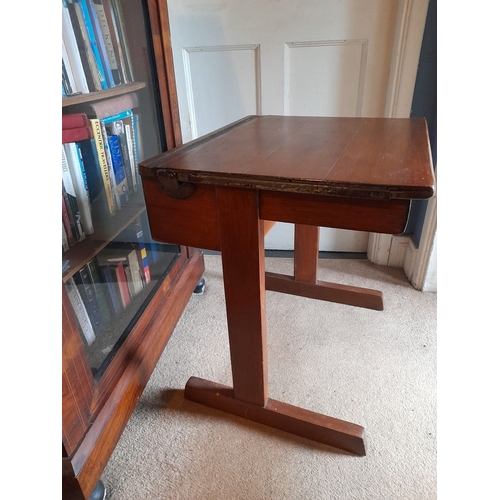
62, 1, 204, 498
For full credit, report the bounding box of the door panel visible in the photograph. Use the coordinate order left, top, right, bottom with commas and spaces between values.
167, 0, 401, 251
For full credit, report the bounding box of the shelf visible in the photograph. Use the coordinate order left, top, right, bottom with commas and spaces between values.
62, 82, 146, 107
62, 191, 147, 283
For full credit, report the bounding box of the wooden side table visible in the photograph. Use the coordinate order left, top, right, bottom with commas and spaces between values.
139, 115, 435, 456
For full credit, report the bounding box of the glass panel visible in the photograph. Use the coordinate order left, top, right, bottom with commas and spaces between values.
62, 0, 178, 379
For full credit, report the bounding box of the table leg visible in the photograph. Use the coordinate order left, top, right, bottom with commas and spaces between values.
184, 187, 366, 455
265, 224, 384, 311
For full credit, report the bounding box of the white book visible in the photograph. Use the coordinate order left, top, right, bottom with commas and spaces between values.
63, 143, 94, 235
65, 277, 96, 346
62, 2, 90, 94
124, 121, 138, 191
62, 40, 77, 95
62, 145, 85, 242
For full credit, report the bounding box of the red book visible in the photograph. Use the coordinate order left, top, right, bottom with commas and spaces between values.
62, 126, 93, 143
115, 262, 131, 307
62, 113, 89, 129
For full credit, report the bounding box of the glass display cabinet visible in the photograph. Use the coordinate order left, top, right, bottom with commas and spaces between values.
61, 1, 204, 498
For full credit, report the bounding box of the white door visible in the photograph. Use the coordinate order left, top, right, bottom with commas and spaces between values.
166, 0, 425, 252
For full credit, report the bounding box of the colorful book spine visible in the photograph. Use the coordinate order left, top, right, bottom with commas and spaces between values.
129, 217, 150, 284
65, 276, 96, 345
89, 118, 116, 216
86, 0, 115, 87
101, 109, 133, 124
78, 139, 103, 203
107, 134, 129, 204
71, 0, 103, 91
92, 0, 122, 84
100, 121, 121, 210
77, 0, 108, 89
105, 119, 134, 195
62, 0, 90, 94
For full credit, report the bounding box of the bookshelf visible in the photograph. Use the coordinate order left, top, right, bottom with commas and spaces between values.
61, 2, 205, 499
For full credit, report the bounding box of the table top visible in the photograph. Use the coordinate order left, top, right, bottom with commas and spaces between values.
140, 115, 435, 200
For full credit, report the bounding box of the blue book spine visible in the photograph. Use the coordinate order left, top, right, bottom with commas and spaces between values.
77, 0, 108, 89
107, 134, 129, 203
87, 0, 115, 87
101, 109, 133, 124
78, 139, 103, 203
99, 265, 122, 316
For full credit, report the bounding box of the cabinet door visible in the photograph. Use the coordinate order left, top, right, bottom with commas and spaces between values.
62, 0, 182, 451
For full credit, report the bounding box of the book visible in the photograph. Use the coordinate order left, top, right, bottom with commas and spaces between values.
132, 112, 143, 165
124, 116, 138, 190
89, 118, 116, 216
62, 58, 75, 96
62, 0, 90, 94
62, 221, 70, 252
65, 92, 139, 120
62, 125, 93, 144
77, 0, 109, 89
62, 147, 85, 242
97, 245, 143, 298
86, 257, 113, 327
101, 109, 133, 125
114, 261, 130, 307
107, 134, 129, 204
63, 113, 89, 129
98, 264, 122, 316
73, 264, 103, 334
100, 122, 121, 210
78, 138, 104, 203
116, 216, 151, 284
86, 0, 115, 87
110, 0, 134, 82
62, 187, 75, 247
105, 118, 134, 194
92, 0, 122, 85
102, 0, 128, 84
65, 276, 96, 345
63, 142, 94, 235
67, 0, 102, 91
62, 40, 77, 95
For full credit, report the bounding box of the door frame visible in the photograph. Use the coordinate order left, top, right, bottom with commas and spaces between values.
367, 0, 435, 291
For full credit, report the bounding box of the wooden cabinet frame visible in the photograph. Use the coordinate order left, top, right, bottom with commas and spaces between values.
62, 3, 202, 498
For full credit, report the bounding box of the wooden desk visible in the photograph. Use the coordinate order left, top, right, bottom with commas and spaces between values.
139, 115, 435, 456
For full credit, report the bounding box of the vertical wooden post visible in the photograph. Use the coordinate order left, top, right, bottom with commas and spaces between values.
216, 187, 268, 406
294, 224, 320, 283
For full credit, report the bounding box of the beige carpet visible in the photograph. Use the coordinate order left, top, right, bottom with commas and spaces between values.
101, 255, 437, 500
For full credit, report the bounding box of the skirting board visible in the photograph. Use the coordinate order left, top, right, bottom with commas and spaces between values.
367, 233, 410, 268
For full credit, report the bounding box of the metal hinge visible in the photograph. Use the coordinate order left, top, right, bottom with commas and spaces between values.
156, 169, 197, 200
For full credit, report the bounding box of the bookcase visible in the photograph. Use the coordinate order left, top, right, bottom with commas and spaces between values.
61, 1, 204, 498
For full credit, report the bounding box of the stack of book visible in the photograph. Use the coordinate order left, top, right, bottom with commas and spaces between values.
62, 93, 141, 252
62, 0, 135, 96
65, 217, 152, 346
